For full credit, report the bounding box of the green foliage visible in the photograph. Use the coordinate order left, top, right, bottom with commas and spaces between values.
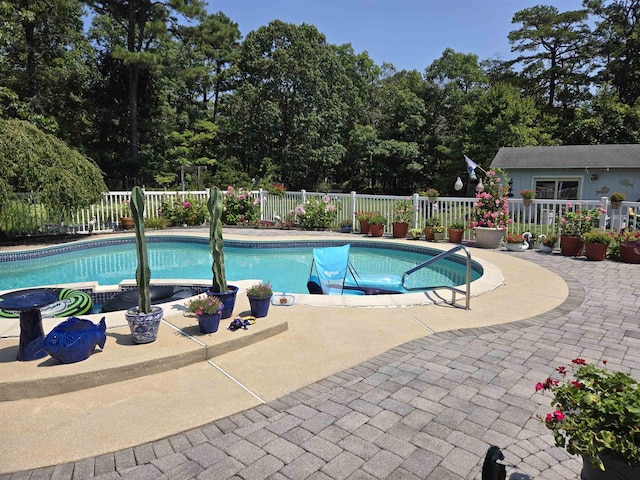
582, 229, 613, 244
368, 214, 387, 225
186, 295, 222, 316
294, 196, 340, 229
246, 281, 273, 299
160, 196, 208, 226
392, 199, 413, 223
536, 359, 640, 469
0, 119, 107, 219
222, 186, 260, 225
145, 217, 168, 230
557, 204, 603, 236
131, 186, 151, 313
208, 187, 227, 293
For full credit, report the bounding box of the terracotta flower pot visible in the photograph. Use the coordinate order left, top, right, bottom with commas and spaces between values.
369, 224, 384, 237
620, 241, 640, 264
560, 235, 584, 256
448, 228, 463, 244
359, 219, 370, 234
584, 242, 607, 261
392, 222, 409, 238
424, 227, 435, 241
120, 216, 134, 230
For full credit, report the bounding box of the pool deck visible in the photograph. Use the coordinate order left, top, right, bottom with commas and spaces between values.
1, 228, 639, 479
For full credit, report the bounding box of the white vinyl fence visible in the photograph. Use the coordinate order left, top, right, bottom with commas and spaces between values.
1, 189, 638, 240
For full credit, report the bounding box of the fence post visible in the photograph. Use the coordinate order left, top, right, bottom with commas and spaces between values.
259, 188, 265, 222
411, 193, 419, 229
350, 191, 357, 226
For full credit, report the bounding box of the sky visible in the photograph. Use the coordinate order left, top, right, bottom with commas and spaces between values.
211, 0, 586, 72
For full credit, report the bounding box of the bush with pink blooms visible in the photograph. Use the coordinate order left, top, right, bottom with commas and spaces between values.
535, 358, 640, 470
556, 203, 603, 236
469, 168, 511, 229
222, 186, 260, 225
293, 195, 339, 229
186, 295, 223, 316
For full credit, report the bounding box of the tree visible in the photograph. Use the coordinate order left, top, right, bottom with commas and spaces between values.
508, 5, 592, 109
85, 0, 205, 159
0, 0, 96, 144
0, 119, 107, 233
217, 21, 352, 190
586, 0, 640, 106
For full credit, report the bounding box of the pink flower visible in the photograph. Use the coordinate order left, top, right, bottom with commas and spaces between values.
322, 195, 330, 203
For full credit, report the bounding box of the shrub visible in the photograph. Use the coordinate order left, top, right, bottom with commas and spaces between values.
223, 186, 260, 225
294, 196, 339, 229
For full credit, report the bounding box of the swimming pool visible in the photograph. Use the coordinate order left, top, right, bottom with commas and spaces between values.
0, 237, 482, 294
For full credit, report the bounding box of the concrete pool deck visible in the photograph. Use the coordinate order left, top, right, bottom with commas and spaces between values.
3, 228, 636, 478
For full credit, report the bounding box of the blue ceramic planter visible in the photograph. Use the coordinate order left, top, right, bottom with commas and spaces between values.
248, 295, 272, 318
208, 285, 238, 319
197, 313, 221, 334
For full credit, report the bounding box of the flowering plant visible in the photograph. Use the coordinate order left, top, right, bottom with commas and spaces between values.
355, 211, 375, 221
294, 195, 339, 229
223, 186, 260, 225
608, 230, 640, 261
541, 233, 557, 248
536, 358, 640, 470
469, 169, 511, 229
557, 203, 602, 237
246, 281, 273, 299
432, 225, 445, 233
160, 196, 207, 226
520, 189, 535, 200
505, 233, 524, 244
186, 295, 223, 316
393, 199, 413, 223
266, 183, 286, 197
423, 188, 439, 198
582, 229, 613, 245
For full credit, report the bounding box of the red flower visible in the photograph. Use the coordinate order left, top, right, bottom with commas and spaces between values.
556, 366, 567, 376
571, 358, 587, 365
571, 381, 583, 389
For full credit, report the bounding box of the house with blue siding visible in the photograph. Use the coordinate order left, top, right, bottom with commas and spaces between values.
490, 145, 640, 202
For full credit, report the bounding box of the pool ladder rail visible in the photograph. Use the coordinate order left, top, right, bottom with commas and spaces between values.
401, 244, 472, 310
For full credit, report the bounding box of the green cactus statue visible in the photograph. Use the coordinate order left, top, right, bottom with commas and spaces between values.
130, 186, 151, 313
208, 187, 228, 293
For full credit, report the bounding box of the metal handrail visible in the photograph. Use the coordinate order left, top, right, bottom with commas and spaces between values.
401, 244, 472, 310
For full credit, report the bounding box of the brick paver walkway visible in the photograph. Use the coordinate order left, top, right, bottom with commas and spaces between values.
4, 250, 639, 480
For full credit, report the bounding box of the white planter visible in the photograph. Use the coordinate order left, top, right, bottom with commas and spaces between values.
474, 227, 506, 249
505, 242, 527, 252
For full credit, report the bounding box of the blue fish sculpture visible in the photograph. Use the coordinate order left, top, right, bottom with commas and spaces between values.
44, 317, 107, 364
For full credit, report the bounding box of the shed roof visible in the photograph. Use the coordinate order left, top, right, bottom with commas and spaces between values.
490, 145, 640, 169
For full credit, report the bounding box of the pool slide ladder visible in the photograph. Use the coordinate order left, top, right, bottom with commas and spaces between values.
401, 244, 472, 310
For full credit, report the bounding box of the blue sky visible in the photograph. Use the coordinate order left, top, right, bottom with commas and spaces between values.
212, 0, 586, 72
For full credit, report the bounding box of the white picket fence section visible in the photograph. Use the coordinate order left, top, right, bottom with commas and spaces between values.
2, 189, 638, 239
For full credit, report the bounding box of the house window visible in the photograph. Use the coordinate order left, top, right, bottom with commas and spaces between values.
534, 179, 580, 200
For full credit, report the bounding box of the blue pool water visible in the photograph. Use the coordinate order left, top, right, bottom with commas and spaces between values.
0, 239, 481, 294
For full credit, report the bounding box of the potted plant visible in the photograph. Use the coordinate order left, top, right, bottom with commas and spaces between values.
424, 216, 439, 241
120, 198, 133, 230
431, 224, 445, 242
208, 187, 239, 318
535, 358, 640, 479
610, 192, 625, 210
368, 214, 387, 237
469, 168, 510, 248
582, 229, 613, 261
424, 188, 439, 204
504, 233, 527, 252
520, 189, 535, 206
392, 199, 413, 238
246, 281, 273, 318
355, 212, 374, 234
186, 295, 223, 333
125, 186, 164, 344
538, 233, 557, 253
447, 220, 465, 244
557, 204, 602, 256
340, 219, 353, 233
408, 228, 422, 240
